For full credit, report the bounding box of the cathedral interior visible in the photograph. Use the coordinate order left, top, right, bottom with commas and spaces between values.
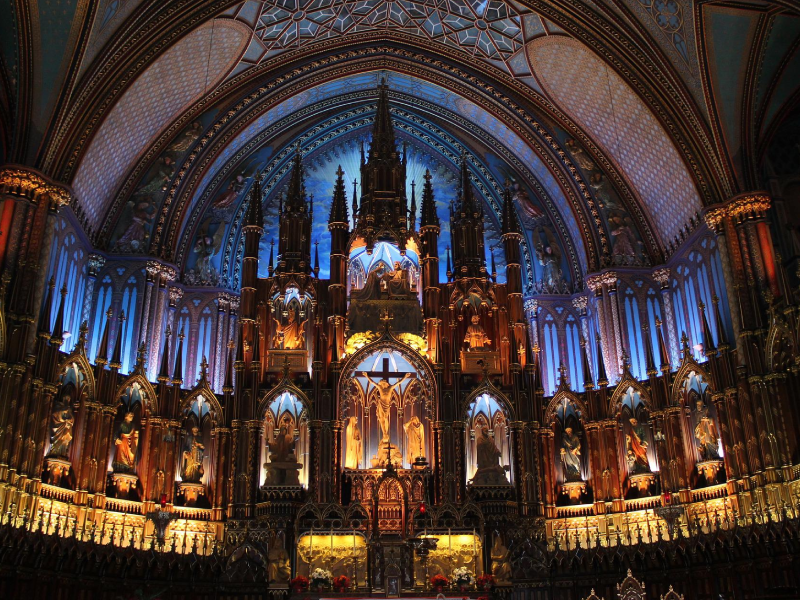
1, 1, 800, 599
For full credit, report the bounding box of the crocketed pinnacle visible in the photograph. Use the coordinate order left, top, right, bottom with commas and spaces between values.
456, 153, 480, 217
245, 171, 264, 230
329, 165, 349, 224
420, 169, 439, 228
369, 77, 396, 159
285, 147, 308, 213
501, 181, 521, 235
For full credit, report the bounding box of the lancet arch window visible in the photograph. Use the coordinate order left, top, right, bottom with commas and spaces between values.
541, 311, 560, 394
465, 392, 512, 486
118, 275, 140, 374
90, 275, 113, 362
261, 391, 309, 488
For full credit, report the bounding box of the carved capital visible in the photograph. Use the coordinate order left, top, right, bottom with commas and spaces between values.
651, 268, 670, 288
524, 298, 538, 316
87, 254, 106, 277
571, 296, 588, 313
168, 286, 184, 306
0, 165, 72, 208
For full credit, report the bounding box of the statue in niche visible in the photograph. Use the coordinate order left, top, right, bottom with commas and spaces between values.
268, 535, 291, 583
272, 306, 307, 350
112, 412, 139, 473
694, 399, 720, 461
352, 264, 388, 301
464, 314, 491, 350
385, 261, 414, 299
345, 415, 362, 469
490, 533, 512, 584
181, 426, 205, 483
48, 395, 74, 458
560, 426, 582, 482
265, 423, 301, 485
362, 372, 411, 443
472, 425, 508, 485
625, 418, 650, 474
403, 415, 425, 464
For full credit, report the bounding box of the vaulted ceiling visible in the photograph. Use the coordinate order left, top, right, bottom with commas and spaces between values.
1, 0, 798, 282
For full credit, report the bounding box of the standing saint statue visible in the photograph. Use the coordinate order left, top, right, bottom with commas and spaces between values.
113, 412, 139, 473
625, 418, 650, 474
560, 426, 582, 481
48, 395, 74, 458
403, 415, 425, 464
464, 314, 491, 350
694, 400, 720, 461
273, 307, 307, 350
362, 372, 411, 442
181, 425, 205, 483
344, 415, 362, 469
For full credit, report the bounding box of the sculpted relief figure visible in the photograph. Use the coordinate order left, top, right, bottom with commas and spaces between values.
345, 416, 362, 469
464, 314, 491, 350
48, 395, 74, 458
113, 412, 139, 473
385, 261, 414, 299
404, 415, 425, 464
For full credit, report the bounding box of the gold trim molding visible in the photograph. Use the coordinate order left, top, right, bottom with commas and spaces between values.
0, 165, 72, 208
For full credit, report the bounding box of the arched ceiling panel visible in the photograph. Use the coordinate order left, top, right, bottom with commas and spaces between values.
70, 18, 250, 232
221, 0, 544, 76
528, 35, 701, 244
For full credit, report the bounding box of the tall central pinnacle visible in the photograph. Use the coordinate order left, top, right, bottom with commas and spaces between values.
368, 77, 397, 161
355, 78, 409, 253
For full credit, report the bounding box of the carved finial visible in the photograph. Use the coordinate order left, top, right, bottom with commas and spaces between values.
136, 342, 147, 367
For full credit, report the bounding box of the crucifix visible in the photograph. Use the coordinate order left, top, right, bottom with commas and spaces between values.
361, 357, 416, 450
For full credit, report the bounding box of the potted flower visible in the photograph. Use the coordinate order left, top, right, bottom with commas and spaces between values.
310, 568, 333, 592
453, 567, 475, 592
333, 575, 351, 593
290, 575, 310, 594
476, 574, 495, 591
430, 574, 449, 593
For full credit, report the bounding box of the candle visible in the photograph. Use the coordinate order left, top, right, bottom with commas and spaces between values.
310, 527, 314, 570
473, 528, 476, 554
448, 527, 451, 552
330, 528, 334, 551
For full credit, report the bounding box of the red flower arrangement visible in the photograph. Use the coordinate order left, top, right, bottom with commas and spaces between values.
477, 595, 491, 600
476, 574, 496, 590
430, 574, 450, 590
291, 575, 310, 593
333, 575, 351, 592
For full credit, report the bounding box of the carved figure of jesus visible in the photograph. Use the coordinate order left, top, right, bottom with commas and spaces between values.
362, 371, 411, 442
